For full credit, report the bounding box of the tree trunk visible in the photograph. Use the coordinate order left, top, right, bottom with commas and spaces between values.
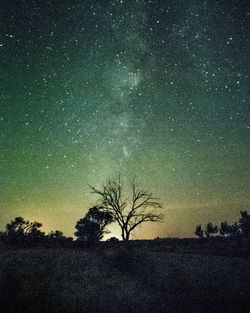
124, 230, 130, 241
121, 227, 130, 241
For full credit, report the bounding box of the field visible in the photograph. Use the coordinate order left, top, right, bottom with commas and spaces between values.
0, 241, 250, 313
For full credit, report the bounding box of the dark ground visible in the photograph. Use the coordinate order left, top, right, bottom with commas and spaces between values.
0, 239, 250, 313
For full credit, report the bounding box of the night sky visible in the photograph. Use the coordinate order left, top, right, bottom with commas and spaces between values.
1, 0, 249, 239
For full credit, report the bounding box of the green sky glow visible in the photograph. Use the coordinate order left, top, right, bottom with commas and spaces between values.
0, 0, 249, 239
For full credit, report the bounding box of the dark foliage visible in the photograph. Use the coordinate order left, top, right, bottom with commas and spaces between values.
45, 230, 73, 247
107, 237, 120, 244
195, 210, 250, 241
205, 222, 218, 238
75, 206, 113, 244
0, 216, 45, 246
0, 217, 72, 248
194, 225, 204, 238
219, 221, 239, 237
239, 211, 250, 238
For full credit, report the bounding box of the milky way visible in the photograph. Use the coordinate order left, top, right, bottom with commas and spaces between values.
0, 0, 249, 238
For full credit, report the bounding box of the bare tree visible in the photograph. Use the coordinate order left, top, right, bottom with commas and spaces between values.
89, 176, 163, 241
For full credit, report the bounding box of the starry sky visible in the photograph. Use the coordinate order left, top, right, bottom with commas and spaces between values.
0, 0, 249, 239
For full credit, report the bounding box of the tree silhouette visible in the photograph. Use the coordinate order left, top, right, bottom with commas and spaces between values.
75, 206, 113, 244
3, 216, 44, 245
107, 236, 119, 244
239, 211, 250, 238
6, 216, 42, 235
194, 225, 204, 238
220, 221, 230, 237
48, 230, 64, 240
89, 176, 163, 241
47, 230, 73, 246
205, 222, 218, 238
219, 221, 239, 237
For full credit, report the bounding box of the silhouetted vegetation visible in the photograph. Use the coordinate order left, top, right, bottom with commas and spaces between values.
46, 230, 73, 247
194, 224, 204, 238
75, 206, 113, 244
0, 217, 44, 246
89, 176, 163, 241
0, 217, 72, 248
106, 236, 120, 244
239, 211, 250, 237
194, 210, 250, 239
219, 221, 239, 237
205, 222, 218, 238
1, 210, 250, 312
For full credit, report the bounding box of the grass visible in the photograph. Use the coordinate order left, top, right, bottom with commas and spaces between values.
0, 244, 250, 313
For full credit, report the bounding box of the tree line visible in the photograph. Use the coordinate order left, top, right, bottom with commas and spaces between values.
0, 176, 163, 247
1, 175, 249, 247
194, 211, 250, 238
0, 216, 73, 247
